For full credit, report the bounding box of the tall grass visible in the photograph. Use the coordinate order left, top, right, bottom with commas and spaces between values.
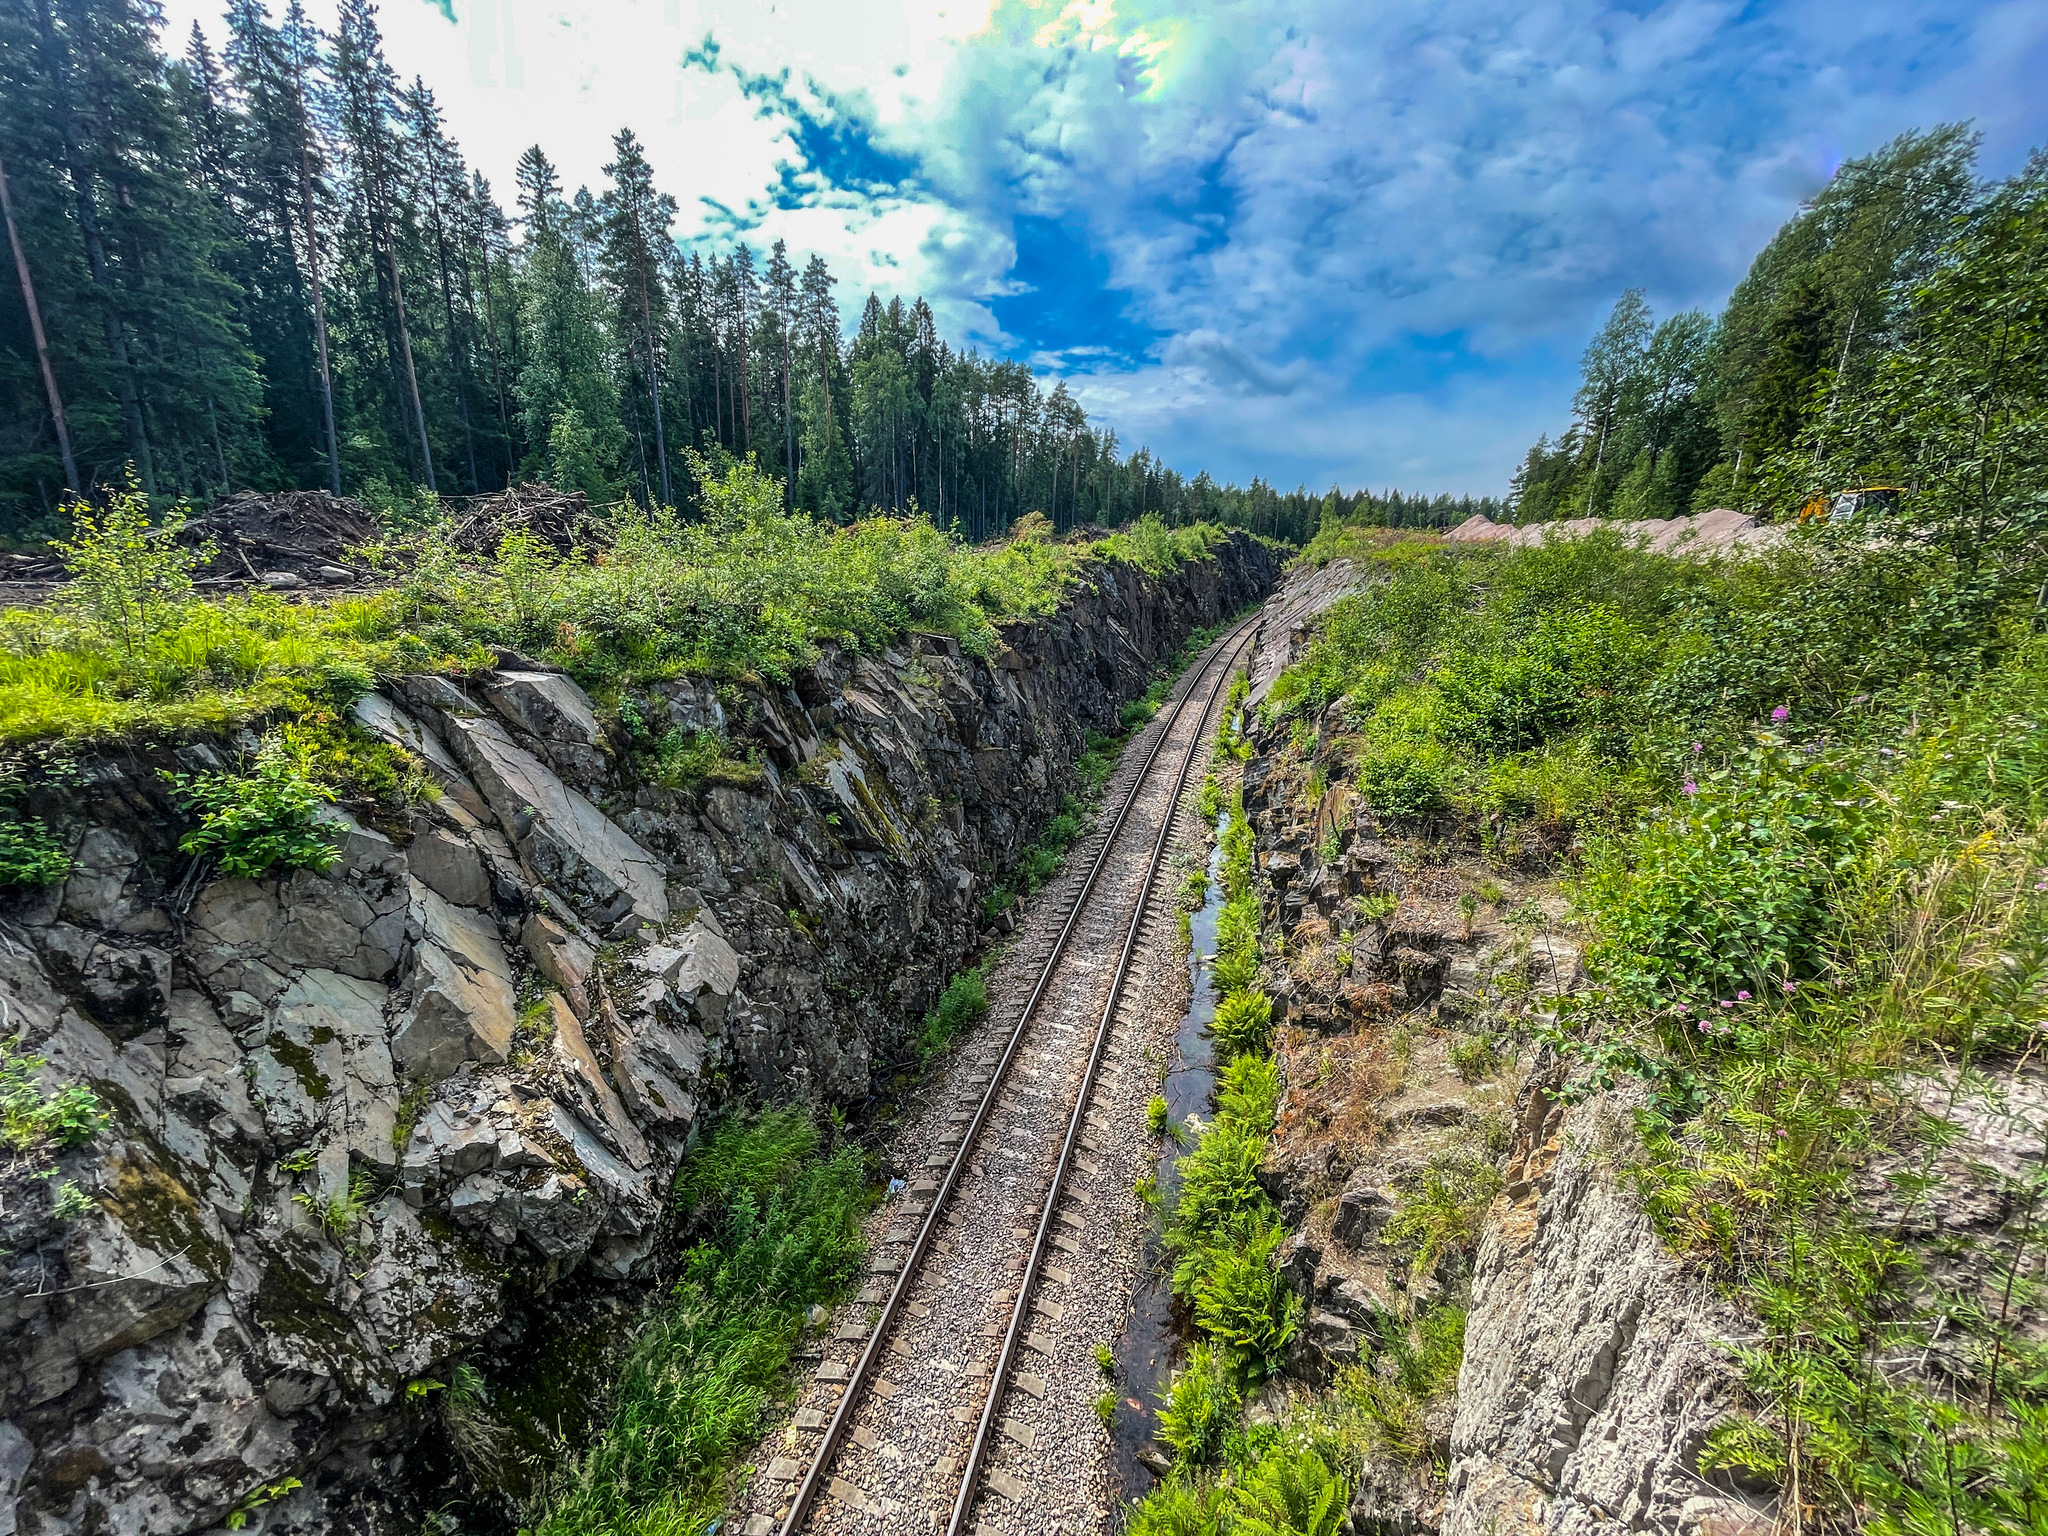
531, 1109, 872, 1536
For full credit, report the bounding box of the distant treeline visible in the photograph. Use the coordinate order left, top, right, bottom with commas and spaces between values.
1511, 125, 2003, 524
0, 0, 1491, 550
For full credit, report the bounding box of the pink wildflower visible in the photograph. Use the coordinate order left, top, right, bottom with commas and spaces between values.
1682, 780, 1699, 795
1737, 990, 1751, 1001
1772, 705, 1790, 723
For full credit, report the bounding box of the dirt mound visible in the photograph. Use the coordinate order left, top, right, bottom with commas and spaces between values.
182, 490, 381, 586
448, 483, 596, 557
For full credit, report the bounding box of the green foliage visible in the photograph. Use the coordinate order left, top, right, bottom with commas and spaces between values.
1321, 1305, 1469, 1469
1447, 1035, 1500, 1082
1432, 605, 1647, 754
1383, 1150, 1505, 1286
0, 471, 1234, 751
536, 1109, 871, 1535
50, 483, 212, 659
0, 817, 69, 889
1, 1038, 109, 1153
1130, 1424, 1352, 1536
49, 1179, 94, 1222
1578, 732, 1870, 1012
1210, 989, 1273, 1059
276, 716, 424, 806
225, 1478, 304, 1530
1095, 516, 1225, 576
170, 732, 340, 878
1531, 635, 2048, 1523
1148, 1094, 1174, 1137
916, 965, 990, 1061
647, 727, 757, 791
1126, 1475, 1232, 1536
1211, 947, 1261, 996
1215, 1056, 1280, 1135
294, 1172, 371, 1240
1230, 1442, 1347, 1536
1158, 1343, 1239, 1466
0, 582, 452, 750
1190, 1217, 1300, 1375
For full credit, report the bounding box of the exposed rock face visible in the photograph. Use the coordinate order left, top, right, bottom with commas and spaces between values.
1442, 1079, 1767, 1536
0, 537, 1276, 1534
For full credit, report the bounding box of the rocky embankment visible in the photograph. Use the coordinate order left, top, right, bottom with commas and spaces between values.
0, 536, 1277, 1534
1237, 561, 1767, 1536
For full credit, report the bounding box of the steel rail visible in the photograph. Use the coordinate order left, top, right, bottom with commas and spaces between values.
944, 621, 1256, 1536
775, 610, 1261, 1536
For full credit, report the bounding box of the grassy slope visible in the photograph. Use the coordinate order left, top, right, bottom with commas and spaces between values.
0, 467, 1231, 753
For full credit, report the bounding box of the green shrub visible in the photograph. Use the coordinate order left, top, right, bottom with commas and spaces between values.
1157, 1343, 1238, 1466
0, 817, 69, 889
1447, 1035, 1499, 1082
1211, 948, 1261, 995
1, 1038, 108, 1153
1126, 1476, 1231, 1536
1215, 894, 1261, 959
916, 966, 990, 1060
1325, 1304, 1468, 1467
49, 481, 211, 658
1168, 1123, 1270, 1242
1232, 1441, 1348, 1536
1356, 739, 1455, 820
1383, 1150, 1504, 1285
1190, 1216, 1299, 1377
1580, 736, 1871, 1013
169, 734, 340, 879
1210, 989, 1273, 1058
1215, 1055, 1280, 1133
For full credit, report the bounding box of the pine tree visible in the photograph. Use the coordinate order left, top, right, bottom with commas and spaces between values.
599, 128, 676, 506
329, 0, 434, 490
512, 144, 619, 497
765, 238, 796, 506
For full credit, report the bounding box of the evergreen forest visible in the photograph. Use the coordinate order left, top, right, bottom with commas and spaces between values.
0, 0, 1505, 548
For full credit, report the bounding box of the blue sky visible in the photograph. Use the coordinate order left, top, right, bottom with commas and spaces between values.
172, 0, 2048, 495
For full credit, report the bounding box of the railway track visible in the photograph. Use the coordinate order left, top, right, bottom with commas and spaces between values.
754, 610, 1262, 1536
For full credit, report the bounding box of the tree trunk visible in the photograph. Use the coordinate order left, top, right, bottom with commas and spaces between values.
638, 264, 670, 506
739, 325, 752, 452
424, 179, 478, 489
0, 149, 79, 492
37, 0, 152, 489
291, 78, 341, 492
476, 249, 512, 485
386, 239, 436, 492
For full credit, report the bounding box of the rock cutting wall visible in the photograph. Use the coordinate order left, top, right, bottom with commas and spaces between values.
0, 536, 1277, 1535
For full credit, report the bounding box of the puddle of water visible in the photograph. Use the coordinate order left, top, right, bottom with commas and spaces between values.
1108, 809, 1229, 1496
